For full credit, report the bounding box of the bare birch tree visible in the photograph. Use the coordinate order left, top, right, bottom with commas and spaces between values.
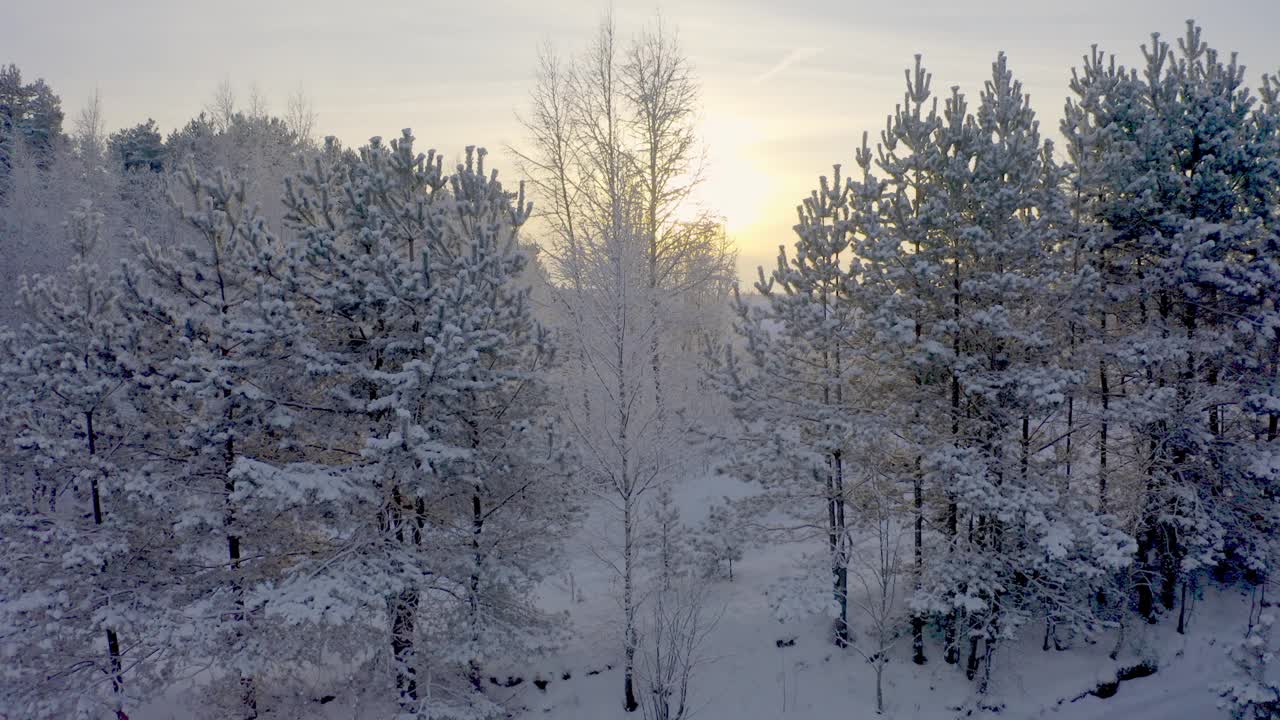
72, 88, 106, 164
283, 85, 316, 143
848, 467, 908, 715
514, 13, 732, 712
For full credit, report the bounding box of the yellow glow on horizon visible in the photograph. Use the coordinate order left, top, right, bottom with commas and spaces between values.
690, 112, 773, 237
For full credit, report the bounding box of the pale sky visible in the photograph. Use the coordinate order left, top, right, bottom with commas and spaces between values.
5, 0, 1280, 279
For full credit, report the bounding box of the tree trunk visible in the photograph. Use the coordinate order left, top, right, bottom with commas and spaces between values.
86, 411, 125, 702
943, 494, 959, 665
875, 665, 884, 714
912, 467, 926, 665
1176, 580, 1188, 634
945, 290, 962, 664
965, 633, 981, 681
1099, 350, 1109, 514
1096, 255, 1110, 512
979, 638, 995, 695
468, 493, 484, 693
1267, 337, 1278, 444
224, 429, 256, 719
829, 453, 849, 648
623, 496, 639, 712
1136, 537, 1156, 620
944, 613, 958, 665
1136, 452, 1160, 623
391, 588, 420, 715
910, 235, 930, 667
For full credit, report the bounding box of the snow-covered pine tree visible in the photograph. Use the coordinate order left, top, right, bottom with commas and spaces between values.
0, 64, 65, 179
0, 203, 154, 719
824, 53, 1134, 688
117, 163, 304, 719
165, 109, 309, 239
717, 161, 865, 649
107, 119, 165, 174
641, 482, 691, 591
427, 149, 575, 703
266, 132, 572, 718
1064, 22, 1280, 624
696, 498, 743, 581
1216, 605, 1280, 719
0, 126, 107, 326
856, 54, 952, 666
913, 53, 1130, 689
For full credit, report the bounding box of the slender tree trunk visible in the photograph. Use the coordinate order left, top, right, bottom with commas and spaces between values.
875, 665, 884, 714
910, 228, 929, 666
1176, 579, 1189, 634
648, 206, 665, 420
1268, 336, 1278, 445
965, 633, 981, 681
469, 493, 484, 693
391, 588, 420, 714
1154, 296, 1195, 613
945, 264, 962, 666
818, 285, 849, 649
614, 257, 640, 713
942, 376, 961, 666
224, 428, 256, 719
623, 496, 639, 712
1136, 290, 1170, 621
912, 465, 926, 665
979, 638, 995, 695
1136, 478, 1156, 620
828, 454, 849, 648
215, 243, 256, 718
86, 411, 125, 702
1065, 243, 1078, 482
1065, 395, 1074, 479
1099, 346, 1110, 514
1204, 286, 1222, 497
382, 486, 422, 716
1097, 249, 1111, 514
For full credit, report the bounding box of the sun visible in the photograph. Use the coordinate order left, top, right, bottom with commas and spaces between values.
685, 112, 774, 236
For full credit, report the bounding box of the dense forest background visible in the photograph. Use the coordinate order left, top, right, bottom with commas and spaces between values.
1, 16, 1279, 720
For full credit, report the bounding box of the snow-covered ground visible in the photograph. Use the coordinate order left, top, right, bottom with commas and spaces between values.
500, 470, 1247, 720
129, 467, 1248, 720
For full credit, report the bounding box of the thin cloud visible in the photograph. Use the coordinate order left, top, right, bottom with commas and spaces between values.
754, 47, 822, 83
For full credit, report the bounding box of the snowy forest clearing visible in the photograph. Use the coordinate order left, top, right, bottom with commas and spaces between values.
4, 9, 1280, 720
526, 519, 1246, 719
514, 474, 1256, 720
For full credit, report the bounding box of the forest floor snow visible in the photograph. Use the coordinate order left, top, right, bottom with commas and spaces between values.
132, 468, 1250, 719
508, 470, 1250, 720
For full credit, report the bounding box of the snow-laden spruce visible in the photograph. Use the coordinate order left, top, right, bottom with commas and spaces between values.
1063, 21, 1280, 627
0, 204, 156, 719
116, 161, 308, 718
257, 133, 574, 719
718, 51, 1138, 698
